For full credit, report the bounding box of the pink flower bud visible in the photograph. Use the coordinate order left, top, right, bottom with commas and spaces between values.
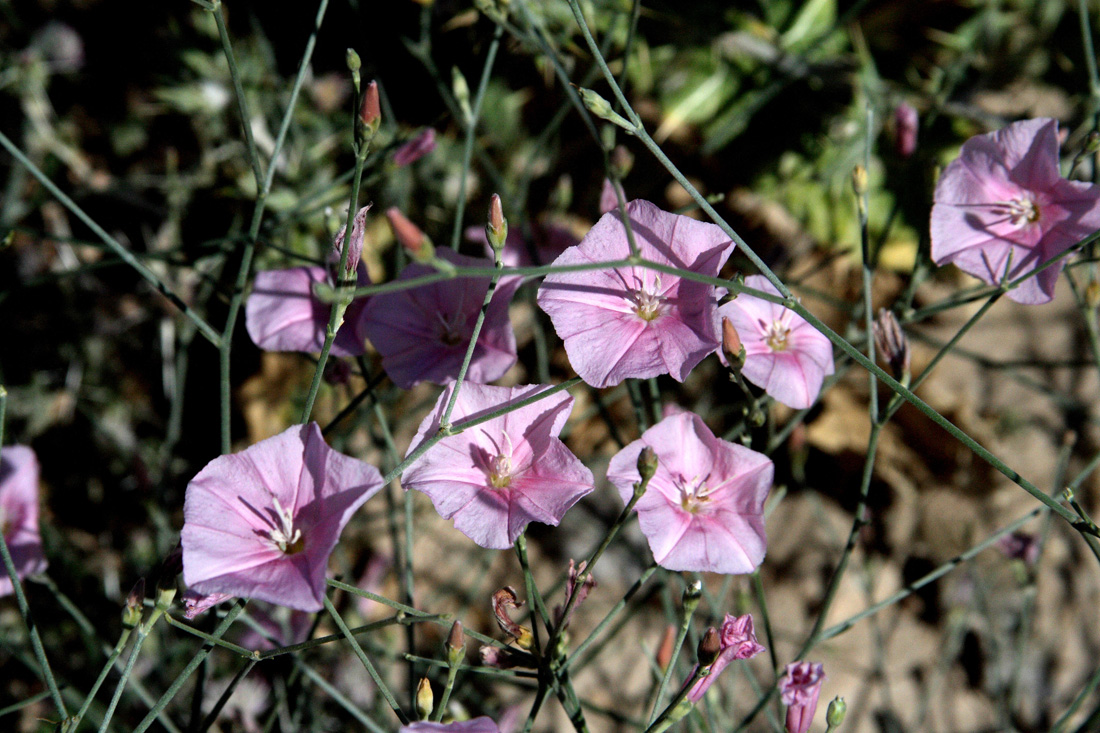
780, 661, 825, 733
894, 102, 918, 158
359, 81, 381, 141
393, 128, 437, 167
386, 207, 433, 262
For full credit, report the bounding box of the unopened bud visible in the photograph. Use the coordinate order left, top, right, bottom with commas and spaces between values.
610, 145, 634, 179
393, 128, 437, 167
346, 48, 361, 92
872, 308, 910, 382
697, 627, 721, 667
851, 165, 868, 198
416, 678, 434, 720
656, 624, 676, 671
447, 620, 466, 665
826, 697, 847, 728
682, 579, 702, 614
636, 446, 658, 496
358, 81, 381, 144
893, 102, 918, 158
578, 87, 636, 132
386, 207, 435, 263
722, 318, 745, 369
452, 67, 471, 123
333, 204, 371, 281
1087, 131, 1100, 155
486, 193, 508, 255
124, 578, 145, 628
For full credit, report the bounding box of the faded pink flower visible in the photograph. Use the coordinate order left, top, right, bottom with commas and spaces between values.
997, 531, 1040, 566
399, 718, 499, 733
466, 221, 579, 269
331, 204, 371, 279
537, 200, 735, 388
685, 614, 765, 702
931, 118, 1100, 304
606, 412, 773, 574
719, 276, 834, 409
402, 383, 594, 549
181, 423, 383, 612
0, 446, 48, 596
780, 661, 826, 733
393, 128, 437, 167
181, 589, 233, 619
360, 249, 521, 389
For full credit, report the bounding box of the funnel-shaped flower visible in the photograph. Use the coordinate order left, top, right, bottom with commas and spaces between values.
402, 383, 594, 549
607, 412, 772, 574
780, 661, 826, 733
0, 446, 48, 596
182, 423, 383, 612
537, 200, 734, 388
399, 719, 499, 733
246, 206, 372, 356
931, 118, 1100, 304
718, 276, 834, 409
360, 249, 521, 389
685, 614, 765, 702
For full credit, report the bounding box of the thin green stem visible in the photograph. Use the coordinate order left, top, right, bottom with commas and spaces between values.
647, 584, 700, 726
210, 0, 265, 188
323, 596, 410, 725
0, 385, 67, 718
66, 629, 133, 731
566, 563, 659, 671
449, 24, 504, 251
439, 262, 505, 430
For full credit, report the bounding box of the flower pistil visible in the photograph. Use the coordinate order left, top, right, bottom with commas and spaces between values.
267, 495, 304, 554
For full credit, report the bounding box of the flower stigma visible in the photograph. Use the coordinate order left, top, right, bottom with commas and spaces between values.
678, 474, 716, 514
267, 495, 305, 554
628, 274, 666, 321
996, 196, 1041, 227
764, 320, 791, 352
488, 432, 515, 489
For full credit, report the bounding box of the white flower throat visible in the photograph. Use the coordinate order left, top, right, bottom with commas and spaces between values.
628, 274, 666, 321
267, 495, 304, 554
677, 474, 717, 514
995, 196, 1041, 227
488, 432, 516, 489
763, 319, 791, 352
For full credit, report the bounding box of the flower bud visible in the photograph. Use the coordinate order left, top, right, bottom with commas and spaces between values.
722, 318, 745, 370
578, 87, 636, 132
893, 102, 918, 158
610, 145, 634, 179
386, 207, 435, 263
416, 677, 434, 720
346, 48, 361, 91
393, 128, 437, 167
851, 164, 868, 198
452, 67, 471, 123
826, 696, 847, 728
697, 627, 721, 667
447, 620, 466, 665
872, 308, 910, 382
123, 578, 145, 629
486, 193, 508, 255
358, 80, 381, 145
656, 624, 676, 670
682, 579, 702, 614
637, 446, 658, 484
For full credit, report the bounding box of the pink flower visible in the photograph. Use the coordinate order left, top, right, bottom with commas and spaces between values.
537, 200, 735, 388
606, 412, 773, 574
0, 446, 48, 597
393, 128, 437, 167
246, 208, 372, 355
780, 661, 826, 733
245, 266, 370, 356
402, 383, 594, 549
181, 423, 383, 612
181, 589, 233, 619
359, 249, 521, 389
930, 118, 1100, 304
399, 718, 499, 733
599, 178, 625, 214
466, 221, 579, 269
718, 276, 834, 409
685, 614, 765, 702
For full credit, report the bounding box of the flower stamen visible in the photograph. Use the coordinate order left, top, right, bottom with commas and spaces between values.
488, 432, 514, 489
268, 495, 304, 554
628, 274, 666, 321
764, 321, 791, 352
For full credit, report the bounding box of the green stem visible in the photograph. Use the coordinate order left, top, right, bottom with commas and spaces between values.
646, 582, 700, 726
66, 629, 132, 731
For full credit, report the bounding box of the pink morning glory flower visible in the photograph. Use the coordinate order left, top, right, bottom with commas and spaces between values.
401, 383, 595, 550
779, 661, 826, 733
606, 412, 773, 574
930, 118, 1100, 304
181, 423, 383, 612
0, 446, 48, 597
536, 199, 734, 388
718, 275, 834, 409
685, 614, 765, 702
246, 206, 372, 356
359, 249, 521, 389
399, 718, 499, 733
